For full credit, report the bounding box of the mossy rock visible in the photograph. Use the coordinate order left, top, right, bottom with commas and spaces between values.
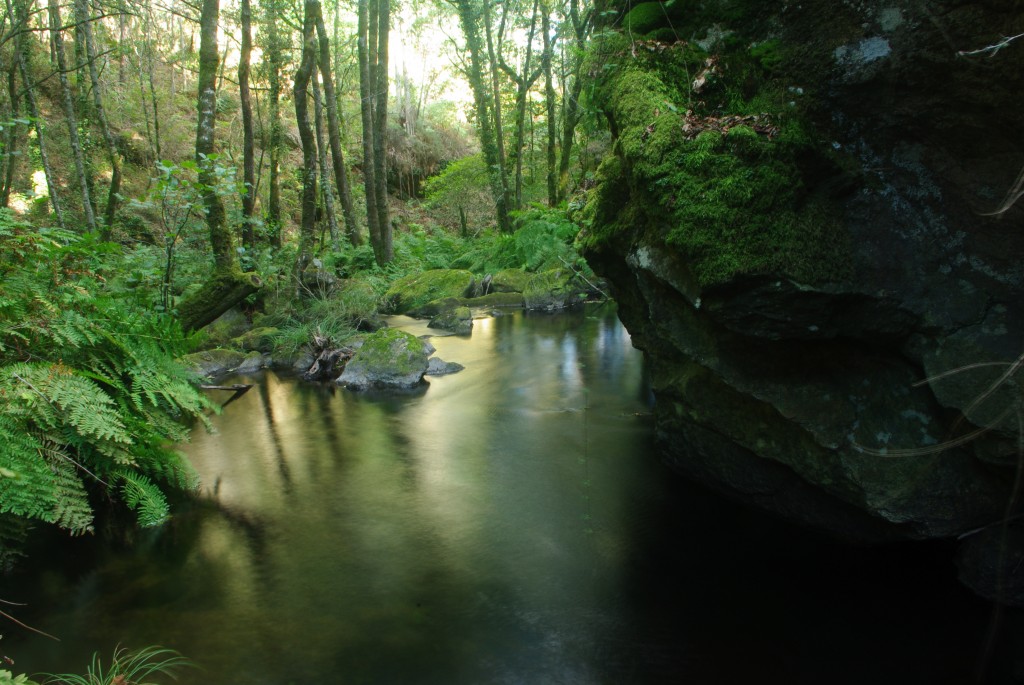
465, 292, 524, 308
336, 328, 431, 390
491, 268, 532, 293
621, 1, 688, 35
383, 269, 476, 314
181, 348, 248, 379
414, 292, 525, 317
524, 269, 582, 311
429, 306, 473, 335
582, 53, 851, 290
204, 308, 251, 345
231, 326, 279, 353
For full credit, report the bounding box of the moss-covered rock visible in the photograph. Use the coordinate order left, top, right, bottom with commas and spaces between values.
335, 328, 431, 390
181, 348, 248, 379
583, 0, 1024, 604
490, 268, 532, 293
231, 326, 279, 353
429, 306, 473, 335
204, 308, 251, 346
383, 269, 475, 314
523, 269, 583, 311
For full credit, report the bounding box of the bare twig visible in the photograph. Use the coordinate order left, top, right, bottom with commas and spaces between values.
957, 32, 1024, 58
0, 608, 60, 642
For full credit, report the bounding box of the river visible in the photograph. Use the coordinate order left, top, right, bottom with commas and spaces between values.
4, 304, 1014, 683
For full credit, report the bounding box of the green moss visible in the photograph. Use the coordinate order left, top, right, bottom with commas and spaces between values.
383, 269, 475, 314
582, 40, 852, 289
622, 2, 668, 34
356, 328, 426, 376
491, 268, 532, 293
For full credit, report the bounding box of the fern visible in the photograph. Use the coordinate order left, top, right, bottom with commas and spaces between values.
0, 210, 216, 543
117, 470, 170, 528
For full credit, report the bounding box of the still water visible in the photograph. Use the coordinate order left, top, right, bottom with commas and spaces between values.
5, 304, 1014, 684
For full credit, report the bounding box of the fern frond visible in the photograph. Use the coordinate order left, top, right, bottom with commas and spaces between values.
116, 470, 170, 528
47, 455, 95, 535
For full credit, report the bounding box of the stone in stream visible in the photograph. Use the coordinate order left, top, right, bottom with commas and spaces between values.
336, 328, 433, 390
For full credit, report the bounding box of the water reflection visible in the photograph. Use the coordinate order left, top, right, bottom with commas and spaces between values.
5, 304, 1009, 684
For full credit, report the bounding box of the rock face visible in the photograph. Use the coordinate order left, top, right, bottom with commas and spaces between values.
582, 1, 1024, 599
336, 328, 432, 390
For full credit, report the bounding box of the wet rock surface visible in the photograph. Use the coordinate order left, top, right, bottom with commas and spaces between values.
584, 0, 1024, 602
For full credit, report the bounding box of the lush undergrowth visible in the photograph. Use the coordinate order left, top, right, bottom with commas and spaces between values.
0, 210, 214, 569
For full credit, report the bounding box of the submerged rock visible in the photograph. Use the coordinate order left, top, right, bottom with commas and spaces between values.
336, 328, 431, 390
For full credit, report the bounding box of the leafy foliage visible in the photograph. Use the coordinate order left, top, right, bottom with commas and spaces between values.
42, 645, 192, 685
0, 210, 212, 536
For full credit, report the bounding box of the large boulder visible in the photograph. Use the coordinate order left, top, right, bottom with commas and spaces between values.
182, 349, 249, 379
383, 269, 476, 314
523, 269, 583, 311
582, 0, 1024, 601
336, 328, 432, 390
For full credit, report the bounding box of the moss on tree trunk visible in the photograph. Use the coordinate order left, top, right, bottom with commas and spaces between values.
177, 269, 262, 333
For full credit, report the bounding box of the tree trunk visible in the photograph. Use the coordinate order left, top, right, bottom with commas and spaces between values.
177, 270, 262, 333
482, 0, 511, 226
314, 0, 361, 246
511, 0, 540, 211
372, 0, 392, 262
264, 0, 283, 247
357, 0, 380, 254
312, 66, 340, 252
176, 0, 260, 332
1, 62, 20, 207
557, 0, 589, 203
77, 0, 123, 236
542, 7, 557, 207
143, 1, 162, 161
292, 0, 319, 289
453, 0, 510, 233
48, 0, 97, 233
9, 0, 62, 225
239, 0, 256, 248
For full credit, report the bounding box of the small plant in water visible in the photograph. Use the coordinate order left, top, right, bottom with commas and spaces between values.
43, 646, 192, 685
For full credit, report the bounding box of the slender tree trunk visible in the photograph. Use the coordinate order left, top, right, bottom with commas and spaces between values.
48, 0, 97, 232
511, 0, 540, 211
239, 0, 256, 248
195, 0, 230, 269
293, 0, 318, 287
542, 8, 557, 207
7, 0, 59, 223
77, 0, 123, 235
357, 0, 380, 253
314, 0, 361, 246
264, 0, 283, 247
118, 12, 127, 85
482, 0, 511, 223
73, 1, 97, 219
557, 0, 589, 203
1, 63, 20, 207
177, 0, 260, 332
312, 67, 340, 251
372, 0, 392, 262
144, 1, 162, 161
453, 0, 510, 233
134, 44, 156, 166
